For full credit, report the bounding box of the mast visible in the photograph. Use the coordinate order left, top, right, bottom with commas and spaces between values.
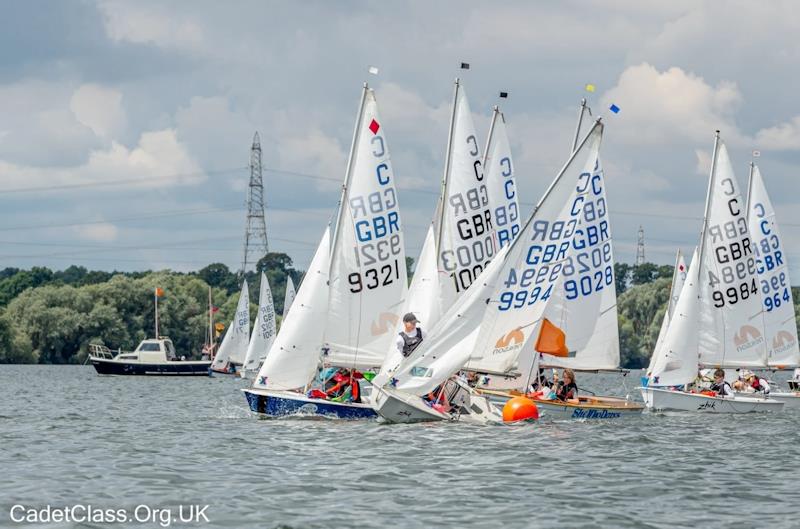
571, 98, 588, 153
208, 286, 213, 349
667, 249, 682, 313
434, 78, 461, 255
483, 105, 500, 167
329, 83, 370, 277
696, 131, 721, 281
745, 160, 755, 212
154, 290, 159, 339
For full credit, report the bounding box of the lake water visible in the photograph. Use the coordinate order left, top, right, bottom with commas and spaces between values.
1, 365, 798, 529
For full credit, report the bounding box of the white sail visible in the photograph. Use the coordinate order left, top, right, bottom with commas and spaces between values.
241, 272, 277, 376
647, 249, 688, 374
282, 276, 296, 320
389, 121, 604, 395
323, 87, 408, 371
373, 224, 439, 387
253, 228, 331, 391
697, 141, 767, 368
211, 280, 250, 369
649, 248, 702, 387
435, 80, 497, 315
747, 164, 800, 367
538, 157, 618, 370
484, 107, 520, 249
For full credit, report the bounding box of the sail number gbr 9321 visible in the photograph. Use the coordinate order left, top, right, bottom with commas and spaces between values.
707, 178, 757, 308
348, 128, 403, 293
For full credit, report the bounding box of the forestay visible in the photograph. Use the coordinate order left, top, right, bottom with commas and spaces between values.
323, 87, 408, 370
539, 157, 619, 370
241, 272, 276, 375
747, 164, 799, 367
484, 107, 520, 249
390, 122, 604, 396
697, 141, 767, 368
647, 249, 688, 375
211, 280, 250, 369
283, 276, 296, 320
253, 229, 331, 391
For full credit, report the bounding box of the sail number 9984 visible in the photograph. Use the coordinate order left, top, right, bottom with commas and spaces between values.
711, 278, 757, 308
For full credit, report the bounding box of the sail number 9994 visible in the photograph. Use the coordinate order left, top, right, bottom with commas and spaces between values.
348, 258, 401, 293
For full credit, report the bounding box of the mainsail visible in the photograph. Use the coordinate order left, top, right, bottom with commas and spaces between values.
283, 276, 296, 320
747, 164, 800, 367
253, 229, 331, 390
322, 85, 408, 371
697, 139, 766, 368
647, 249, 688, 375
389, 121, 604, 395
211, 280, 250, 370
484, 106, 520, 248
241, 272, 277, 376
538, 157, 619, 370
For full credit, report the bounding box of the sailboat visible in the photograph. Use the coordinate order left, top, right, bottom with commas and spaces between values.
240, 272, 277, 378
243, 83, 407, 419
484, 104, 520, 249
646, 250, 689, 379
640, 133, 783, 413
372, 78, 496, 388
210, 280, 250, 375
372, 120, 606, 423
744, 162, 800, 407
282, 276, 296, 320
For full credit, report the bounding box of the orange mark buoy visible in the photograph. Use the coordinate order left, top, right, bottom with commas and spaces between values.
502, 396, 539, 422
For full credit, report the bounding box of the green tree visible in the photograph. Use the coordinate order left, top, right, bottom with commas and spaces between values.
617, 277, 672, 368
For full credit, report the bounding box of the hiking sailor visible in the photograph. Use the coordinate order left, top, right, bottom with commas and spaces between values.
396, 312, 425, 358
709, 368, 734, 397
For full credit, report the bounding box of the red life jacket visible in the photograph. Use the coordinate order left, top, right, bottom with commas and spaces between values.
351, 379, 361, 402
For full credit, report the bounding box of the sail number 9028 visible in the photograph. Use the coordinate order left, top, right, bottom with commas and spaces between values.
348, 258, 401, 293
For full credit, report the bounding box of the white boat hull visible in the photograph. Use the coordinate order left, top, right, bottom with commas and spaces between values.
640, 387, 784, 413
765, 392, 800, 409
373, 387, 502, 424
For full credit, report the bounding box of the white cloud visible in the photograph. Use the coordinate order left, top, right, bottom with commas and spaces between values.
600, 63, 744, 145
70, 84, 126, 139
754, 116, 800, 150
73, 223, 119, 242
98, 0, 203, 50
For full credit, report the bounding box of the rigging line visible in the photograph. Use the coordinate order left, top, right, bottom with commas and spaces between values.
0, 167, 248, 195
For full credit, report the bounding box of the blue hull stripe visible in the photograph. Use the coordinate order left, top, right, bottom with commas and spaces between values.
244, 390, 376, 420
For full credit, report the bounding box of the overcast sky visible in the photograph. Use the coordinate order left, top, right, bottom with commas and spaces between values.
2, 0, 800, 278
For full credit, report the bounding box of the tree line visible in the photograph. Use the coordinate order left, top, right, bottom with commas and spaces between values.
0, 259, 797, 368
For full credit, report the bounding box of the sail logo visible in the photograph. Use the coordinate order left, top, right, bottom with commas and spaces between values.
493, 328, 524, 356
733, 325, 764, 352
370, 312, 399, 336
772, 330, 797, 353
570, 409, 621, 419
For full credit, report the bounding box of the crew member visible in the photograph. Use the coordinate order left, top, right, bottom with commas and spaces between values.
554, 369, 579, 403
396, 312, 425, 357
709, 368, 734, 397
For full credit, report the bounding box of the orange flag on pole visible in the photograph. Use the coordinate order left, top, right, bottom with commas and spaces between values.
535, 318, 568, 357
155, 288, 165, 297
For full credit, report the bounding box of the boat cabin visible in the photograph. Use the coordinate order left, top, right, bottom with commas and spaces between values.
90, 338, 180, 363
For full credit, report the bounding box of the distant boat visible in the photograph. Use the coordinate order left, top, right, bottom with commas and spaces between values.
641, 133, 784, 413
89, 338, 211, 376
282, 276, 296, 319
211, 281, 250, 375
240, 272, 277, 379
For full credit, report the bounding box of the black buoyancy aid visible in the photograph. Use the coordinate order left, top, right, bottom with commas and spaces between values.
711, 381, 732, 395
400, 328, 423, 357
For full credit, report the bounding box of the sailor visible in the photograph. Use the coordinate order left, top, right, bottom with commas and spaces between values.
553, 369, 579, 403
396, 312, 425, 358
791, 368, 800, 391
746, 372, 770, 394
709, 368, 734, 397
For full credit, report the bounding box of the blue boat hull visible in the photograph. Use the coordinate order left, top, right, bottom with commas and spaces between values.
243, 389, 377, 420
